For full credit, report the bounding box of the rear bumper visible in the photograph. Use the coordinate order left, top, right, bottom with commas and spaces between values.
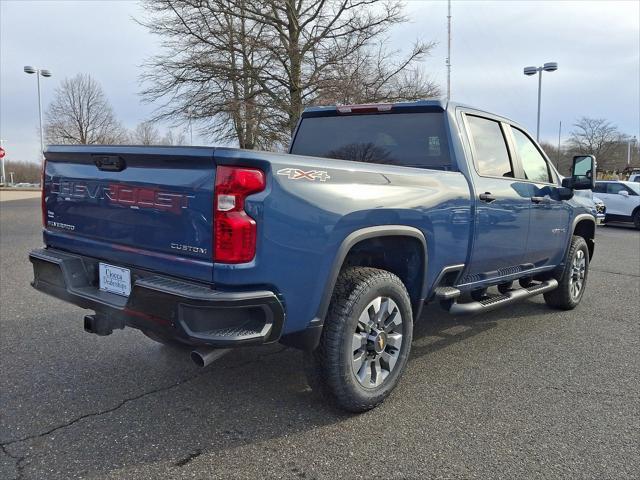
29, 248, 285, 347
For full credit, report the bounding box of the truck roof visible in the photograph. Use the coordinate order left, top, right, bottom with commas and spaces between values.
301, 99, 518, 125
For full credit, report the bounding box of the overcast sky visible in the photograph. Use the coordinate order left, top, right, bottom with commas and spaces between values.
1, 0, 638, 164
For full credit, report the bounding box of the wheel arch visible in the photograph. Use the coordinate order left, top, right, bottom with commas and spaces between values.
572, 214, 596, 259
280, 226, 427, 351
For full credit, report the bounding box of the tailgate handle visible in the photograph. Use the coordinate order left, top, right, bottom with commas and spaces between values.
93, 155, 126, 172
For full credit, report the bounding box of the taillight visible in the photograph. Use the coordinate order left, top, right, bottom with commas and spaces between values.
214, 166, 265, 263
41, 158, 47, 228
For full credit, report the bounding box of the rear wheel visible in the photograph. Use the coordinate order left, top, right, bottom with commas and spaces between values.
304, 267, 413, 412
633, 210, 640, 230
544, 236, 589, 310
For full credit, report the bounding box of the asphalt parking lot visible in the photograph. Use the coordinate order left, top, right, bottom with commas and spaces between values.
1, 197, 638, 480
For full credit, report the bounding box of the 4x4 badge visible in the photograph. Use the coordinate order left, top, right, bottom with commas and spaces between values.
277, 168, 330, 182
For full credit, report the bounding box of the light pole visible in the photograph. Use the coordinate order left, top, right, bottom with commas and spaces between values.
23, 66, 52, 162
628, 136, 637, 167
523, 62, 558, 142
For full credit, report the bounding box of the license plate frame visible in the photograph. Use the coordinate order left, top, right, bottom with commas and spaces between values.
98, 263, 131, 297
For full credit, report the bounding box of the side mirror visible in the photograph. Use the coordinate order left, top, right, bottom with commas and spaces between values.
568, 155, 597, 190
618, 190, 629, 197
556, 187, 574, 200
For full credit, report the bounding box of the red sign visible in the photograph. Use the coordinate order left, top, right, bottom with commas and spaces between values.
0, 147, 5, 159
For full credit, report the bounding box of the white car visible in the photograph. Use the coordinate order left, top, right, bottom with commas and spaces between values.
572, 189, 606, 224
593, 181, 640, 229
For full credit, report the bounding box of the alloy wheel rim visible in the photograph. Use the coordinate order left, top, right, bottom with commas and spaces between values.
351, 296, 403, 389
569, 249, 586, 300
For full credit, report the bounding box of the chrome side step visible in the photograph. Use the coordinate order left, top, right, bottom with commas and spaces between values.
435, 286, 461, 300
448, 279, 558, 316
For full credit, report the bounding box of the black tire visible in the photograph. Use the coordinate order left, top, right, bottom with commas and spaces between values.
633, 210, 640, 230
544, 236, 590, 310
303, 267, 413, 413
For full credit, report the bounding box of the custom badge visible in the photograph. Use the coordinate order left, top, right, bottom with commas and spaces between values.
277, 168, 330, 182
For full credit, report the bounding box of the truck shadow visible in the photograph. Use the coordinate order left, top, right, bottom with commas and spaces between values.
410, 299, 556, 360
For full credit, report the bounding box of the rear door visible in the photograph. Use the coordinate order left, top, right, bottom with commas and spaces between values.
600, 182, 637, 216
44, 145, 216, 283
506, 125, 571, 268
462, 114, 530, 281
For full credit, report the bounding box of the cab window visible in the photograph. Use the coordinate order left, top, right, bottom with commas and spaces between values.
466, 115, 513, 178
511, 127, 552, 183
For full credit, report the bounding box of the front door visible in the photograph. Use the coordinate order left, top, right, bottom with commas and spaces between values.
463, 114, 531, 282
508, 126, 571, 268
598, 182, 637, 217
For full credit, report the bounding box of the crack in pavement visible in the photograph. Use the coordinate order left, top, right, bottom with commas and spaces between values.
590, 268, 640, 278
1, 443, 24, 480
0, 346, 289, 478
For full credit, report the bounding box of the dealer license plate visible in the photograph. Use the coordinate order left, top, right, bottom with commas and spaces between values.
98, 263, 131, 297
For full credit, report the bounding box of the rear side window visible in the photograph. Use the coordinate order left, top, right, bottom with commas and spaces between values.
511, 127, 552, 183
606, 183, 633, 195
466, 115, 513, 177
290, 112, 451, 170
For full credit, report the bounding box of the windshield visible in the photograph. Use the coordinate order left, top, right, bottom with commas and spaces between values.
291, 112, 451, 170
626, 182, 640, 194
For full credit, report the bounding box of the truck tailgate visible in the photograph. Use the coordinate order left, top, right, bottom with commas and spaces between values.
43, 145, 216, 283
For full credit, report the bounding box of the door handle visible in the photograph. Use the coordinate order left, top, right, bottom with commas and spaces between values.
93, 155, 126, 172
479, 192, 496, 203
531, 196, 551, 204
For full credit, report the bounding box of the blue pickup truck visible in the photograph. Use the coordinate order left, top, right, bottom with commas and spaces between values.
30, 100, 598, 412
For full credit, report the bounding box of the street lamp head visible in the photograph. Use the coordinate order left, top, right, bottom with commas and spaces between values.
40, 69, 52, 77
24, 66, 36, 74
543, 62, 558, 72
523, 66, 538, 76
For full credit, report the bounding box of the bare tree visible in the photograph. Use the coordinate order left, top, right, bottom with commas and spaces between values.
139, 0, 278, 149
2, 160, 41, 184
45, 73, 127, 145
160, 129, 187, 145
566, 117, 627, 170
139, 0, 439, 149
130, 121, 162, 145
315, 42, 440, 105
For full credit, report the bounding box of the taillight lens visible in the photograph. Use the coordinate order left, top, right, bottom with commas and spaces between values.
41, 158, 47, 227
214, 166, 265, 263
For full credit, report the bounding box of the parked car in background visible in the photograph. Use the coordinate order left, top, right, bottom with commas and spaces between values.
573, 189, 606, 225
629, 173, 640, 183
593, 181, 640, 228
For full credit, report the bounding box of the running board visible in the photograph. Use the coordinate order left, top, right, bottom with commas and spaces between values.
448, 279, 558, 316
